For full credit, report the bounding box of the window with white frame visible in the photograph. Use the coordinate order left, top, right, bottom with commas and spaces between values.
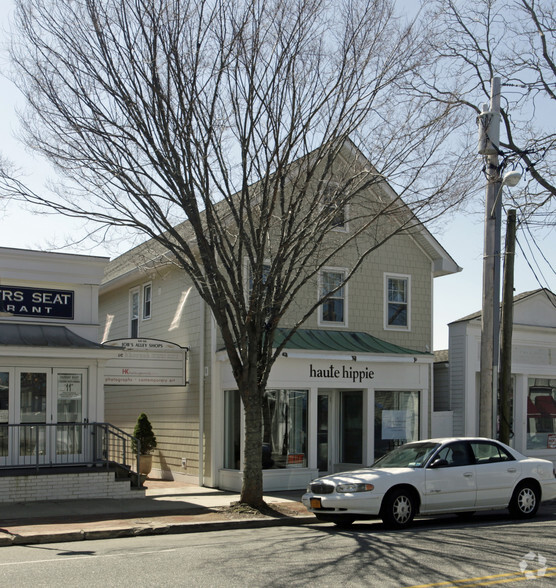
319, 269, 347, 326
385, 274, 410, 329
143, 283, 152, 320
130, 288, 140, 337
322, 186, 347, 230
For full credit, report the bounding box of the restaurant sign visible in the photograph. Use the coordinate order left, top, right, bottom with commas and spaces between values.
0, 285, 74, 319
104, 338, 187, 386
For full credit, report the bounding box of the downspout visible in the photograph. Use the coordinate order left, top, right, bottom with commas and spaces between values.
198, 296, 205, 486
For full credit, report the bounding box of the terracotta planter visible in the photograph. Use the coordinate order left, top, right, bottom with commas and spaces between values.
138, 454, 153, 476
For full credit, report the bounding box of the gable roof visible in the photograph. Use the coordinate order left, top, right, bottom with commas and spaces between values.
449, 288, 556, 325
101, 139, 460, 290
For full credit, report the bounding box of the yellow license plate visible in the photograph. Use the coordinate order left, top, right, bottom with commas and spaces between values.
310, 497, 322, 509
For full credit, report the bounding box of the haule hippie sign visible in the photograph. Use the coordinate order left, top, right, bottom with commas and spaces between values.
104, 338, 187, 386
309, 363, 375, 383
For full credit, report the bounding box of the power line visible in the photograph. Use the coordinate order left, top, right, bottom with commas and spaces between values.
514, 215, 556, 309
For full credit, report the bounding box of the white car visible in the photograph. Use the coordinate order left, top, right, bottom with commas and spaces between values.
302, 437, 556, 529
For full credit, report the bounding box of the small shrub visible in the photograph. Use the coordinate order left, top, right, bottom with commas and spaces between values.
132, 412, 157, 454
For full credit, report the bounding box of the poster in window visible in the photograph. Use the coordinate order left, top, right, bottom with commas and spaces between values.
58, 374, 82, 400
382, 410, 412, 440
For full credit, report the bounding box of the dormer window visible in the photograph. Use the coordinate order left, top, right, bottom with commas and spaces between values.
322, 186, 348, 231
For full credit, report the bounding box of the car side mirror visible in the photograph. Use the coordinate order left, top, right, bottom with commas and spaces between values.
430, 458, 448, 469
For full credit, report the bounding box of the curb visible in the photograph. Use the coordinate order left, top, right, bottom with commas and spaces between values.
0, 515, 317, 547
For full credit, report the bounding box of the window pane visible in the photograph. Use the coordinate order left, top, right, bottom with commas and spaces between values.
387, 277, 408, 327
322, 298, 344, 322
20, 372, 46, 423
323, 191, 345, 228
130, 290, 139, 337
20, 372, 47, 457
143, 285, 151, 319
321, 271, 345, 323
388, 278, 407, 302
340, 391, 362, 463
0, 372, 8, 457
374, 390, 420, 460
224, 390, 241, 469
388, 303, 407, 326
527, 378, 556, 450
57, 374, 82, 423
262, 389, 308, 468
0, 372, 8, 422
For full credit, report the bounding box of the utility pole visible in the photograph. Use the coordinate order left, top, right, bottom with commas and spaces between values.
499, 209, 517, 444
478, 77, 502, 438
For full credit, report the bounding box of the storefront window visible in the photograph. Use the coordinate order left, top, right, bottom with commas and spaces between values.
374, 390, 420, 460
224, 390, 241, 469
340, 391, 362, 464
263, 389, 308, 469
224, 389, 308, 470
527, 378, 556, 450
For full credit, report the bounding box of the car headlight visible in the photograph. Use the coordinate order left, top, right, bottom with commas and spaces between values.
336, 483, 374, 493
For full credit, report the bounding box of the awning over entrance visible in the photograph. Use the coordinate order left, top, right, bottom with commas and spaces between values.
0, 323, 104, 349
273, 328, 428, 355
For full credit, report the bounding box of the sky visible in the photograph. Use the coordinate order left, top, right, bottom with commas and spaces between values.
0, 1, 554, 351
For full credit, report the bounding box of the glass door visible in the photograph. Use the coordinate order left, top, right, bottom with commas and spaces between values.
317, 392, 332, 473
340, 390, 363, 465
16, 370, 50, 465
0, 371, 10, 465
55, 370, 87, 462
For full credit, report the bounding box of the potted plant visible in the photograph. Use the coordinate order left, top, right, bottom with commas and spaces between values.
132, 412, 157, 476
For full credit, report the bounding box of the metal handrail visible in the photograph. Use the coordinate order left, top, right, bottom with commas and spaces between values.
0, 422, 143, 487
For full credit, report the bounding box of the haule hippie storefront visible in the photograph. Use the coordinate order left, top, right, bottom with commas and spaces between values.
215, 329, 431, 492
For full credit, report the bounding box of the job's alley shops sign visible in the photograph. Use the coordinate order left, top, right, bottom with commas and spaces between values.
309, 363, 375, 383
104, 338, 187, 386
0, 285, 74, 319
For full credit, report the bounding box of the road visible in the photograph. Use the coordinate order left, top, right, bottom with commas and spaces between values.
1, 511, 555, 587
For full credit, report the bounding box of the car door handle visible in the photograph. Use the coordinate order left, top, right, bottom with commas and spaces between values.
507, 468, 517, 473
463, 472, 473, 477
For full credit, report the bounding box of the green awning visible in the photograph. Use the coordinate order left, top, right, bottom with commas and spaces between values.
273, 328, 428, 355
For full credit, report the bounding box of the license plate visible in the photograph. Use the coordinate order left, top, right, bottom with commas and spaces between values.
310, 497, 322, 509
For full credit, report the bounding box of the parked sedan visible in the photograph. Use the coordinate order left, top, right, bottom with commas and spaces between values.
302, 437, 556, 529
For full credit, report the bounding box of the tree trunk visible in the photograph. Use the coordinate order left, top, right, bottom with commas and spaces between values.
240, 380, 265, 507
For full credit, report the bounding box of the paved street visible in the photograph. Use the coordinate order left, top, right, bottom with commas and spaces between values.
1, 511, 555, 587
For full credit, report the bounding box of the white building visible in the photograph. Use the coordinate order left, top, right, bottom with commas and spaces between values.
0, 247, 141, 502
441, 289, 556, 465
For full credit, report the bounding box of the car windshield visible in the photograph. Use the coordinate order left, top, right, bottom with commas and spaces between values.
371, 442, 440, 469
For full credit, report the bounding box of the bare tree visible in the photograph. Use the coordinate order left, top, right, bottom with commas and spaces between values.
2, 0, 468, 507
416, 0, 556, 224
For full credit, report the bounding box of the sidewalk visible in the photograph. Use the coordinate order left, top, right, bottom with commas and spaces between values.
0, 479, 315, 547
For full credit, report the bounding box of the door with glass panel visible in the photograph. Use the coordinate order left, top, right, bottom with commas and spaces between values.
317, 392, 332, 473
15, 369, 87, 465
54, 370, 87, 462
0, 370, 11, 465
15, 369, 50, 465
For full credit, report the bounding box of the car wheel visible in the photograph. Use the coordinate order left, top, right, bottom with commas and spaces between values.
381, 488, 416, 529
509, 482, 540, 518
